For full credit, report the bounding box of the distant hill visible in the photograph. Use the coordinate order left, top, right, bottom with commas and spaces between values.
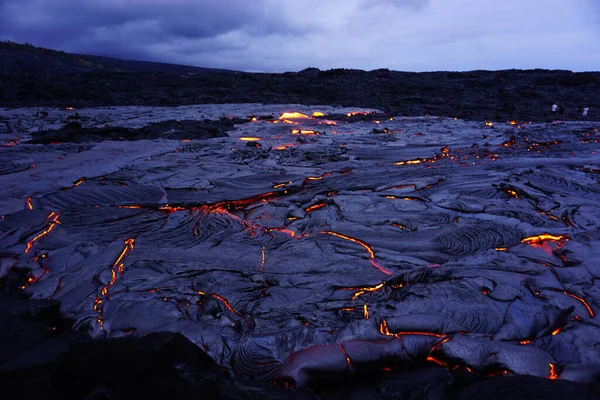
1, 41, 598, 121
0, 40, 223, 75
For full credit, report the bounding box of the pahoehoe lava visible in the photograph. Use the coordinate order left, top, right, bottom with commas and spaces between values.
1, 103, 599, 399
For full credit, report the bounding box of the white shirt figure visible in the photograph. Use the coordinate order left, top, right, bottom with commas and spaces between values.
552, 104, 558, 112
583, 107, 589, 116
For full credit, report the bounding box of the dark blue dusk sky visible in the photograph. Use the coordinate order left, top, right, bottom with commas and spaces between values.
1, 0, 598, 72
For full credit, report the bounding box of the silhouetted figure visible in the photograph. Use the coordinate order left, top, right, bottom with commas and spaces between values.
583, 107, 589, 117
558, 103, 565, 119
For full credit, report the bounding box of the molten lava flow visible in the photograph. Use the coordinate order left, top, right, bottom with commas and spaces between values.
25, 212, 60, 253
495, 247, 508, 251
321, 231, 391, 275
345, 282, 385, 300
506, 189, 519, 199
347, 111, 372, 117
280, 112, 310, 120
158, 204, 187, 213
100, 238, 135, 296
363, 304, 369, 319
485, 121, 493, 127
379, 319, 446, 338
548, 363, 559, 380
305, 203, 326, 213
563, 291, 594, 317
73, 177, 85, 187
291, 129, 319, 135
340, 344, 353, 368
510, 120, 518, 125
118, 205, 142, 209
274, 144, 294, 150
312, 112, 325, 117
95, 238, 135, 329
268, 227, 304, 238
520, 340, 531, 345
239, 137, 261, 141
395, 159, 422, 166
521, 234, 569, 244
272, 182, 291, 189
306, 173, 330, 181
26, 197, 33, 210
210, 294, 243, 317
501, 137, 516, 147
551, 327, 562, 336
426, 356, 449, 369
66, 107, 74, 111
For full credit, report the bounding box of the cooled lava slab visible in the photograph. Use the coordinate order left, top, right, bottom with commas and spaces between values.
1, 104, 600, 394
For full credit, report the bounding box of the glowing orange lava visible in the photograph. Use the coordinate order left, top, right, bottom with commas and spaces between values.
291, 129, 319, 135
26, 197, 33, 210
506, 189, 519, 199
363, 304, 369, 319
25, 212, 60, 253
305, 203, 326, 213
239, 137, 261, 141
210, 294, 243, 317
395, 159, 422, 166
379, 319, 446, 338
347, 111, 372, 117
280, 112, 310, 120
321, 231, 391, 275
521, 234, 569, 244
548, 363, 559, 380
340, 344, 353, 368
72, 178, 85, 187
563, 291, 594, 317
312, 112, 325, 117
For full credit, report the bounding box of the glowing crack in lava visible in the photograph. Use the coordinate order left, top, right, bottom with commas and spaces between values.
379, 319, 446, 338
94, 238, 135, 329
563, 291, 594, 317
239, 137, 261, 141
321, 231, 391, 275
342, 282, 386, 300
25, 212, 61, 253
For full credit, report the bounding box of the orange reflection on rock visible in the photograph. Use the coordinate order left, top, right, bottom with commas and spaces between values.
321, 231, 391, 275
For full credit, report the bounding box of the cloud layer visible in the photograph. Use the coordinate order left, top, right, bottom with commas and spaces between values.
1, 0, 598, 72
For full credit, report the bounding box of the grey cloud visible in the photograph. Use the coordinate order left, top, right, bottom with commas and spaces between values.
0, 0, 300, 57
